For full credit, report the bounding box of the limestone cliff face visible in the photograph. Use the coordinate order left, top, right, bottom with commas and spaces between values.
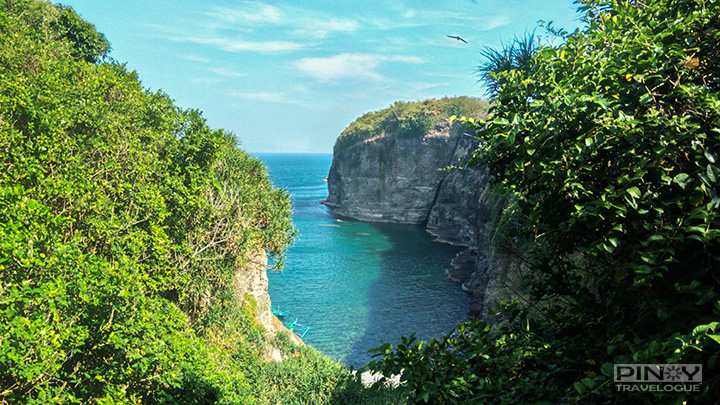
234, 249, 276, 333
235, 249, 303, 354
323, 117, 502, 319
323, 120, 485, 233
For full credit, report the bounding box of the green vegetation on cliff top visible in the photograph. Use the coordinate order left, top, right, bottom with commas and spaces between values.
0, 1, 399, 403
333, 97, 489, 155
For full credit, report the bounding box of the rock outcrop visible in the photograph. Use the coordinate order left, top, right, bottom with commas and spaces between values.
235, 248, 303, 359
323, 113, 501, 319
323, 121, 487, 243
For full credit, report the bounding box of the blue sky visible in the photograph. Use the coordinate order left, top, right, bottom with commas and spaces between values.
59, 0, 583, 153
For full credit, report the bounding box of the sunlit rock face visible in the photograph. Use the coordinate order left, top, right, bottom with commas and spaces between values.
323, 120, 485, 238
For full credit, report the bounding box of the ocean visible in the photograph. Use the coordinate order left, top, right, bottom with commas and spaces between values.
257, 153, 470, 367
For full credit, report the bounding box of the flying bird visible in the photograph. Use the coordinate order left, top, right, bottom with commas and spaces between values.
447, 35, 467, 44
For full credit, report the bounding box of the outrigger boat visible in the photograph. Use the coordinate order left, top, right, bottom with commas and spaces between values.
270, 304, 310, 338
270, 304, 293, 319
286, 318, 310, 338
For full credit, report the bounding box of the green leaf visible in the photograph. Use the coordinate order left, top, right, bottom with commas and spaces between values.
689, 187, 705, 206
627, 187, 641, 199
693, 322, 719, 335
506, 131, 516, 146
647, 234, 666, 243
686, 226, 706, 234
601, 362, 614, 377
673, 173, 690, 189
581, 377, 596, 389
596, 97, 611, 109
707, 165, 717, 184
705, 150, 717, 164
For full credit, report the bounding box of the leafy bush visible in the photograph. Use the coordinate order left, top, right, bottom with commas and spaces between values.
0, 1, 316, 403
369, 0, 720, 403
396, 115, 432, 140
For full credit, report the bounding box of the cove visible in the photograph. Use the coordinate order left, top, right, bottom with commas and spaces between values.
257, 153, 470, 367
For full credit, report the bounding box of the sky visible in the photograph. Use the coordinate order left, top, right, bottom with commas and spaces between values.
59, 0, 584, 153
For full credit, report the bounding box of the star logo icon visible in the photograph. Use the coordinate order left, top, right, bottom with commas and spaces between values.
665, 365, 681, 381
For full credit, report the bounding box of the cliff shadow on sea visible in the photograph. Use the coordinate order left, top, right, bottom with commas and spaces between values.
341, 221, 470, 368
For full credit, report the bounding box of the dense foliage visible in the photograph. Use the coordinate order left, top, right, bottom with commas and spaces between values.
333, 97, 489, 156
0, 1, 396, 403
368, 0, 720, 403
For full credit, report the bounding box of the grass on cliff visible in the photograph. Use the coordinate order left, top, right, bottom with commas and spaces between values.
333, 97, 489, 156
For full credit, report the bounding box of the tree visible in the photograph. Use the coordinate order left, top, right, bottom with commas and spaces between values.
477, 31, 538, 98
54, 4, 111, 63
470, 0, 720, 330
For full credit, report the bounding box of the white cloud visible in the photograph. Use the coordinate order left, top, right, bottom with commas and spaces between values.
209, 3, 284, 25
365, 9, 511, 32
389, 55, 426, 64
231, 91, 287, 103
156, 2, 363, 55
402, 9, 417, 19
187, 36, 306, 53
318, 19, 360, 33
295, 53, 425, 82
208, 2, 360, 39
209, 67, 248, 78
481, 15, 513, 31
296, 54, 383, 81
289, 18, 360, 40
389, 3, 416, 19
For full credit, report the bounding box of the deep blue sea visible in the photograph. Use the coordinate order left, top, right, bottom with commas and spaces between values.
256, 153, 470, 367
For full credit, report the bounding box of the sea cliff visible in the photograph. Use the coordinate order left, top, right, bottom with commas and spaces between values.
323, 120, 482, 238
322, 98, 502, 318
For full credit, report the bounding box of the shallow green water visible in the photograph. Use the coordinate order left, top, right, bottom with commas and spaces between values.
258, 153, 470, 367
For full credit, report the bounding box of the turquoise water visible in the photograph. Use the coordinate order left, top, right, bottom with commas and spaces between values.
257, 153, 470, 367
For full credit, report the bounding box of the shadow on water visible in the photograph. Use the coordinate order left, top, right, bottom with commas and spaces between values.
343, 222, 470, 368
